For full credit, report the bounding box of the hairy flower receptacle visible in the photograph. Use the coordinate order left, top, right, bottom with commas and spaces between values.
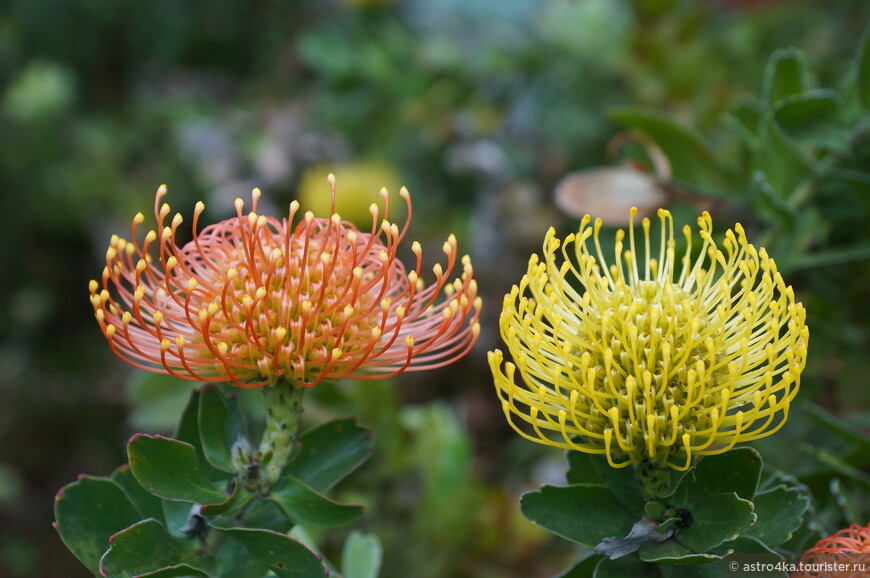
633, 459, 673, 501
258, 380, 305, 487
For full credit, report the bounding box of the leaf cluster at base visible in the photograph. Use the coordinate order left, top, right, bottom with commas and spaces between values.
54, 386, 375, 578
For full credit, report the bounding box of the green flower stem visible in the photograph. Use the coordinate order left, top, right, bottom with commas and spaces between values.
258, 380, 305, 488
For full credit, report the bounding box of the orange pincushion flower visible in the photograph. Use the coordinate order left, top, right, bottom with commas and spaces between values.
89, 176, 481, 388
792, 523, 870, 578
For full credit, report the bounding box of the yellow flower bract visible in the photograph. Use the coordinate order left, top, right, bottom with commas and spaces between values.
488, 208, 808, 470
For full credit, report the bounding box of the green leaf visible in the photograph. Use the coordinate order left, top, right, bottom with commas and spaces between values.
238, 499, 294, 533
717, 536, 789, 577
111, 465, 165, 525
782, 241, 870, 272
747, 485, 810, 546
341, 530, 382, 578
54, 476, 144, 575
639, 538, 720, 565
128, 434, 228, 504
288, 526, 335, 574
214, 527, 327, 578
802, 443, 870, 486
175, 388, 202, 444
842, 22, 870, 115
777, 502, 825, 554
690, 448, 762, 501
566, 452, 645, 511
161, 499, 196, 538
677, 492, 755, 553
773, 89, 842, 142
658, 562, 721, 578
200, 483, 255, 518
829, 477, 863, 525
749, 170, 799, 226
172, 388, 229, 484
269, 475, 364, 527
198, 385, 244, 473
753, 121, 811, 206
216, 536, 271, 578
805, 402, 870, 447
128, 565, 211, 578
593, 555, 662, 578
762, 48, 808, 106
287, 418, 373, 493
520, 484, 636, 547
566, 452, 600, 485
724, 96, 763, 148
98, 519, 205, 578
555, 553, 601, 578
608, 106, 718, 187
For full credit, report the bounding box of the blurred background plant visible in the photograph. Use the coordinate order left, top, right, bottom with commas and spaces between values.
0, 0, 868, 576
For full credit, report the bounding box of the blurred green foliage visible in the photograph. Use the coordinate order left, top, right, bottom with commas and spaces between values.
0, 0, 868, 576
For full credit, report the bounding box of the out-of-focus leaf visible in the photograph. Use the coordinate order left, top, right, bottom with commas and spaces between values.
774, 89, 842, 143
830, 477, 863, 525
842, 22, 870, 116
725, 96, 763, 147
802, 443, 870, 486
753, 120, 811, 204
126, 372, 197, 432
805, 402, 870, 447
762, 48, 808, 106
54, 476, 143, 575
608, 107, 718, 188
341, 530, 383, 578
749, 170, 799, 225
826, 167, 870, 195
2, 60, 76, 122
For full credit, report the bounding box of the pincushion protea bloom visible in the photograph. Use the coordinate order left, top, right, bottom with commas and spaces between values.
89, 175, 481, 389
90, 176, 481, 485
792, 523, 870, 578
488, 208, 808, 472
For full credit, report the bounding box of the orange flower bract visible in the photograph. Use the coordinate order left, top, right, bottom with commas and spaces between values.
89, 176, 481, 388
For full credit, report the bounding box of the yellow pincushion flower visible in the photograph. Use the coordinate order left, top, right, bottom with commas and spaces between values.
488, 208, 808, 471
